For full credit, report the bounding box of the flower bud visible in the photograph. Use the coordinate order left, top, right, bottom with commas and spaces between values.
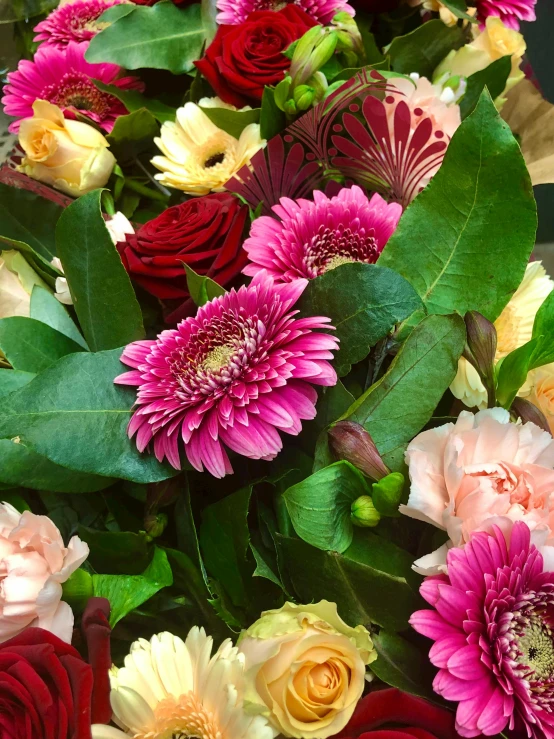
350, 495, 380, 527
511, 397, 551, 434
371, 472, 404, 517
144, 512, 168, 539
274, 76, 292, 111
283, 99, 297, 116
328, 421, 390, 480
463, 310, 497, 405
290, 27, 338, 87
293, 84, 316, 111
62, 568, 94, 613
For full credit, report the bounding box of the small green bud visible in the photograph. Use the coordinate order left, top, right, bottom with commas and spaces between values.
62, 568, 93, 613
293, 84, 315, 110
274, 76, 292, 111
145, 512, 168, 538
284, 99, 297, 116
371, 472, 405, 517
290, 28, 337, 86
351, 495, 381, 527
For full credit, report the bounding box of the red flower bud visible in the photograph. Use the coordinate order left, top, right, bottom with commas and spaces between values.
328, 421, 389, 480
82, 598, 112, 725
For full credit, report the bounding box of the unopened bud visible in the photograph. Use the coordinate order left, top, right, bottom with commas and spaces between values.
371, 472, 404, 517
290, 28, 337, 86
463, 310, 497, 405
293, 84, 315, 110
146, 478, 182, 514
328, 421, 389, 480
511, 397, 551, 434
145, 512, 168, 538
274, 76, 292, 111
283, 99, 297, 116
331, 12, 364, 58
62, 568, 93, 612
351, 495, 380, 527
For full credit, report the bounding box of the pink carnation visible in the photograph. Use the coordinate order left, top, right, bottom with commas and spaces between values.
34, 0, 126, 48
115, 270, 338, 478
0, 502, 89, 644
2, 41, 142, 133
216, 0, 354, 26
243, 186, 402, 282
400, 408, 554, 574
476, 0, 536, 29
411, 522, 554, 738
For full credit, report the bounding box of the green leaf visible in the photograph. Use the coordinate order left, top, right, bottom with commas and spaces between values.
276, 533, 421, 630
87, 2, 206, 75
379, 91, 537, 326
313, 380, 355, 431
0, 183, 63, 259
0, 348, 178, 483
283, 461, 370, 553
94, 81, 177, 124
0, 369, 35, 398
530, 290, 554, 368
30, 286, 88, 349
107, 109, 159, 164
0, 317, 85, 373
260, 87, 287, 141
441, 0, 477, 21
78, 527, 152, 574
250, 542, 285, 590
92, 546, 173, 627
372, 631, 436, 699
460, 56, 512, 118
496, 339, 539, 408
342, 314, 465, 471
386, 20, 464, 78
183, 263, 226, 307
299, 263, 423, 375
200, 106, 261, 139
0, 0, 57, 22
0, 236, 61, 289
56, 189, 145, 351
0, 439, 114, 492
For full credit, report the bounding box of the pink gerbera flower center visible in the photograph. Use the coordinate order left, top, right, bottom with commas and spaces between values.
42, 71, 114, 116
510, 593, 554, 682
301, 223, 380, 277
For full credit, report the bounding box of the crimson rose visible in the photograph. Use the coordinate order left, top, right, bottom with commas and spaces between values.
194, 6, 317, 107
337, 688, 459, 739
0, 627, 95, 737
118, 193, 249, 303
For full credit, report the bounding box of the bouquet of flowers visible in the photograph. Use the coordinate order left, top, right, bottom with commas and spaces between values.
1, 0, 554, 735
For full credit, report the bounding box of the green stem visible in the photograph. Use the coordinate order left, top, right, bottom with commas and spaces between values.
124, 179, 169, 203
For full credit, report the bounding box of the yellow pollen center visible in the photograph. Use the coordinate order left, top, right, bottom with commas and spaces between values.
133, 693, 221, 739
201, 344, 235, 373
324, 255, 357, 272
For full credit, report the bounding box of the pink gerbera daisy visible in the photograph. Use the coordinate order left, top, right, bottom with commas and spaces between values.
243, 186, 402, 282
34, 0, 127, 49
115, 270, 338, 477
2, 42, 142, 133
411, 521, 554, 739
476, 0, 536, 29
216, 0, 354, 25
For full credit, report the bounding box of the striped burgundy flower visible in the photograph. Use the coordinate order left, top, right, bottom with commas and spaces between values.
115, 270, 338, 477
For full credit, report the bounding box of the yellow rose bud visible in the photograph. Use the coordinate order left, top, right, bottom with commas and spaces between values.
238, 600, 375, 738
434, 17, 526, 108
0, 250, 48, 319
18, 100, 116, 198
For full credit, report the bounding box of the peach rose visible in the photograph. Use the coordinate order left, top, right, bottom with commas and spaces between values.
400, 408, 554, 574
238, 600, 375, 739
525, 364, 554, 435
0, 502, 89, 643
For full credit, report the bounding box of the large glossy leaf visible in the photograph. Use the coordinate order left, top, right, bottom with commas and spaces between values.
0, 317, 85, 373
0, 439, 115, 492
379, 92, 537, 325
106, 109, 159, 164
276, 533, 421, 631
0, 369, 35, 398
386, 20, 464, 77
30, 286, 88, 349
460, 56, 511, 118
299, 263, 423, 375
0, 348, 177, 483
0, 183, 63, 259
78, 527, 152, 574
342, 314, 465, 471
86, 2, 206, 75
372, 631, 436, 699
56, 190, 145, 351
94, 81, 177, 124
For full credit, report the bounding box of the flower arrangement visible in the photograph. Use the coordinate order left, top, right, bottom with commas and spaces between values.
1, 0, 554, 737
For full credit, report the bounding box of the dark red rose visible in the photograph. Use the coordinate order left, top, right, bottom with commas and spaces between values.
194, 6, 317, 107
81, 598, 112, 726
118, 192, 249, 302
337, 688, 459, 739
0, 627, 95, 738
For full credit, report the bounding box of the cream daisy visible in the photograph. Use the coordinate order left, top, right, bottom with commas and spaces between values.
91, 628, 276, 739
151, 102, 265, 195
451, 261, 554, 408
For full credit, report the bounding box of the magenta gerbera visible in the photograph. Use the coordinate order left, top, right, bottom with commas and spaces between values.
476, 0, 536, 29
216, 0, 354, 26
243, 186, 402, 282
2, 42, 142, 133
115, 270, 338, 477
411, 522, 554, 739
34, 0, 127, 49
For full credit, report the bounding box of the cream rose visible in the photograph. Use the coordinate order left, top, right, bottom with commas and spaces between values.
0, 502, 89, 643
400, 408, 554, 574
0, 250, 48, 319
526, 364, 554, 435
238, 600, 375, 739
18, 100, 115, 198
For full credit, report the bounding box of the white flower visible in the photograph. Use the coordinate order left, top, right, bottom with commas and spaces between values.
151, 102, 265, 195
51, 257, 73, 306
91, 628, 276, 739
451, 261, 554, 408
105, 211, 134, 245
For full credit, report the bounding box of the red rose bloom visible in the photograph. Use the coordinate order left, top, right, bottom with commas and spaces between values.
82, 597, 112, 725
0, 627, 95, 738
118, 193, 249, 304
337, 688, 459, 739
194, 6, 317, 107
